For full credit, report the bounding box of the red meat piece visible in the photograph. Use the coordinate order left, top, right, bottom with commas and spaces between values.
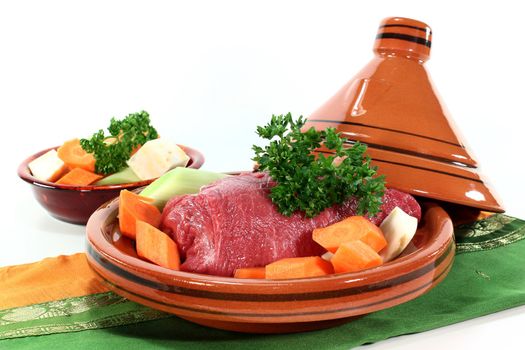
161, 172, 421, 276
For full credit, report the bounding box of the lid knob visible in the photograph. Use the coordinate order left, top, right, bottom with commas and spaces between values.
374, 17, 432, 61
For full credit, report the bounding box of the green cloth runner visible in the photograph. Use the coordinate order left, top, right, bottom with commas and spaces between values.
1, 214, 525, 349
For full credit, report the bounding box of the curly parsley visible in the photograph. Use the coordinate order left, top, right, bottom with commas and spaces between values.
80, 111, 158, 175
252, 113, 385, 218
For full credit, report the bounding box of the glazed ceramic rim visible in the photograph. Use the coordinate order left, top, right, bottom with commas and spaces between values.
17, 144, 205, 192
86, 198, 453, 291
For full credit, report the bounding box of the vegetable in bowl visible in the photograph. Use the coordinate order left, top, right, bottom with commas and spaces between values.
80, 110, 159, 175
27, 110, 190, 187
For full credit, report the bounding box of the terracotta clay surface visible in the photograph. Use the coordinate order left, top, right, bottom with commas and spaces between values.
306, 17, 503, 212
18, 145, 204, 225
86, 195, 454, 333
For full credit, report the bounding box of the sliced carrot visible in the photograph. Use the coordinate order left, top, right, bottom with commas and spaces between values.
57, 138, 96, 173
234, 267, 266, 279
55, 167, 103, 186
265, 256, 334, 280
119, 190, 162, 239
136, 220, 180, 270
331, 240, 383, 274
312, 216, 387, 253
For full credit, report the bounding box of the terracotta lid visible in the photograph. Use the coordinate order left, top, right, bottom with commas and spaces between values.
307, 17, 503, 213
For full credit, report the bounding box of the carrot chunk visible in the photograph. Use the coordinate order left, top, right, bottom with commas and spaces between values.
313, 216, 387, 253
57, 138, 96, 173
119, 190, 161, 239
265, 256, 334, 280
136, 220, 180, 270
331, 240, 383, 273
234, 267, 266, 279
55, 167, 103, 186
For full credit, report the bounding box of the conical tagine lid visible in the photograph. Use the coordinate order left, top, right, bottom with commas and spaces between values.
306, 17, 503, 212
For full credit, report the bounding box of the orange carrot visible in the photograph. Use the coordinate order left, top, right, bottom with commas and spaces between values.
331, 240, 383, 273
265, 256, 334, 280
57, 138, 96, 173
234, 267, 266, 279
55, 167, 103, 186
312, 216, 387, 253
119, 190, 162, 239
136, 220, 180, 270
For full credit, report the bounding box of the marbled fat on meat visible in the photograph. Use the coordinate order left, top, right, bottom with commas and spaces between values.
161, 172, 421, 277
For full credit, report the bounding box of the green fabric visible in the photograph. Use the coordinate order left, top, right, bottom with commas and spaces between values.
0, 292, 169, 339
455, 214, 525, 253
1, 214, 525, 349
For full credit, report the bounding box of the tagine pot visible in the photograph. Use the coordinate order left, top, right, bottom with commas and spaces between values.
306, 17, 503, 213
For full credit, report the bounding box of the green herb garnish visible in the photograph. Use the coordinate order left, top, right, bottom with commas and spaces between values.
252, 113, 385, 218
80, 111, 158, 175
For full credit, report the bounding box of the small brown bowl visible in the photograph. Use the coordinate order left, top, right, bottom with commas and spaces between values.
86, 197, 454, 334
18, 145, 204, 225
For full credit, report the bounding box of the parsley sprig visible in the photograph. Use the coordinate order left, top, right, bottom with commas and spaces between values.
252, 113, 385, 218
80, 111, 158, 175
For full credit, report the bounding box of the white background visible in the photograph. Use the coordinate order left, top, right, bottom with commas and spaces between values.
1, 1, 524, 349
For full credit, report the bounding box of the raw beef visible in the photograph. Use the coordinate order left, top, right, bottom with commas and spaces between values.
161, 172, 421, 277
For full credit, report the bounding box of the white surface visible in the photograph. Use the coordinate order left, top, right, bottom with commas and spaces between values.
0, 1, 524, 349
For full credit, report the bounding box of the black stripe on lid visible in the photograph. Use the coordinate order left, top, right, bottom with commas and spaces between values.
371, 157, 483, 183
380, 23, 432, 35
376, 33, 431, 48
350, 141, 475, 170
317, 150, 483, 183
306, 119, 463, 148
